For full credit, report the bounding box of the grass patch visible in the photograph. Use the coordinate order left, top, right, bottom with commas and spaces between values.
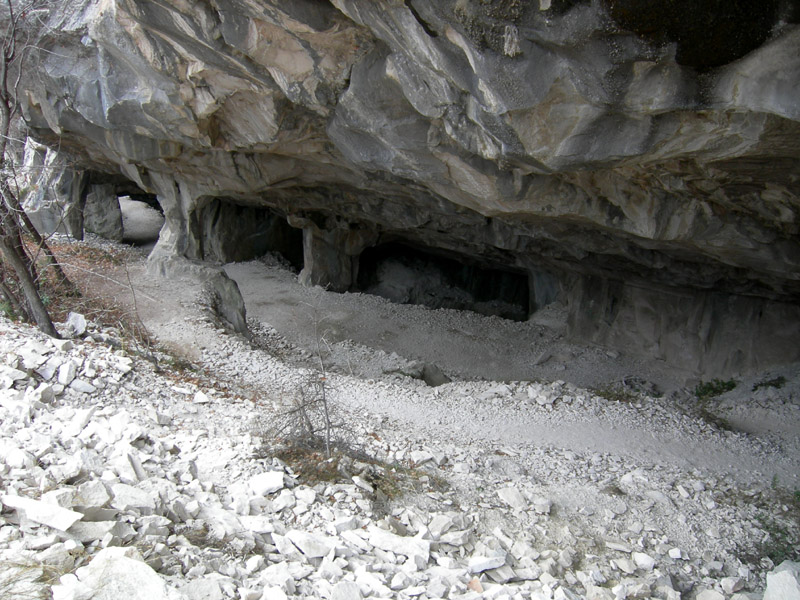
694, 378, 737, 400
593, 386, 639, 404
269, 440, 444, 503
0, 560, 65, 600
753, 376, 787, 392
756, 512, 800, 565
729, 482, 800, 567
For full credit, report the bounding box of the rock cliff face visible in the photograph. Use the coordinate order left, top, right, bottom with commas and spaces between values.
20, 0, 800, 375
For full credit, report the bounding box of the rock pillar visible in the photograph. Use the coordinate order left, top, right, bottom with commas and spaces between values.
84, 184, 123, 242
289, 215, 378, 293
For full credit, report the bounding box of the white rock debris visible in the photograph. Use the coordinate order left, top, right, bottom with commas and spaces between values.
0, 314, 797, 600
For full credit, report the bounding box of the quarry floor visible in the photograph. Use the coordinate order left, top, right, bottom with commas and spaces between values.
39, 223, 800, 597
77, 231, 800, 492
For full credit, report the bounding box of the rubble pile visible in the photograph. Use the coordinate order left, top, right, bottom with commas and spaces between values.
0, 315, 798, 600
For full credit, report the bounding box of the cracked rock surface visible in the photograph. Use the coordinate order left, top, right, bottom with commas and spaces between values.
18, 0, 800, 375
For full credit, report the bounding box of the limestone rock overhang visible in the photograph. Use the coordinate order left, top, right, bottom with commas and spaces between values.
19, 0, 800, 375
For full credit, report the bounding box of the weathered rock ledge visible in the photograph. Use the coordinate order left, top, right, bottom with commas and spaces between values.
19, 0, 800, 375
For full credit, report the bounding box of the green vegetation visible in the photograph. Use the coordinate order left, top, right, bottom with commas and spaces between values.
593, 386, 638, 404
753, 376, 787, 392
756, 512, 800, 565
694, 378, 737, 400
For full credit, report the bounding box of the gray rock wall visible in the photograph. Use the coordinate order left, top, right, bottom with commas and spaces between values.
18, 0, 800, 375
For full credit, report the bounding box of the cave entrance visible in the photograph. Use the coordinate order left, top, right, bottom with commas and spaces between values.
199, 200, 304, 270
355, 242, 530, 321
119, 194, 164, 252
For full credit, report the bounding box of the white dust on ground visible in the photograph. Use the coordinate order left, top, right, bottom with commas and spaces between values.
85, 200, 800, 490
76, 220, 800, 492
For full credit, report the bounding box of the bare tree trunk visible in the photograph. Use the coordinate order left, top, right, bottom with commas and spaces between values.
0, 0, 72, 337
0, 232, 58, 336
1, 182, 73, 291
0, 271, 23, 318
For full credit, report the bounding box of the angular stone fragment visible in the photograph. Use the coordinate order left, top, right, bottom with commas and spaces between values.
352, 475, 373, 493
57, 361, 78, 385
249, 471, 285, 496
632, 552, 655, 571
180, 577, 224, 600
332, 581, 363, 600
51, 546, 186, 600
273, 489, 296, 512
66, 520, 135, 543
77, 480, 111, 508
427, 514, 455, 539
439, 529, 471, 546
497, 486, 527, 510
1, 494, 83, 531
27, 383, 55, 404
765, 561, 800, 600
722, 577, 744, 595
696, 590, 725, 600
487, 564, 516, 583
70, 379, 97, 394
110, 483, 157, 513
52, 339, 74, 352
65, 312, 87, 337
333, 515, 359, 533
390, 571, 412, 591
239, 515, 274, 534
41, 488, 77, 508
533, 496, 552, 514
286, 529, 335, 558
368, 526, 430, 564
468, 553, 507, 574
606, 541, 633, 553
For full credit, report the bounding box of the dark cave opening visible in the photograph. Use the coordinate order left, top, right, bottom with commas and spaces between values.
355, 242, 531, 321
199, 200, 304, 270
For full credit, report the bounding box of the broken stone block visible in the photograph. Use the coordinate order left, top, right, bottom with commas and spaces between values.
27, 383, 55, 404
764, 561, 800, 600
632, 552, 656, 571
65, 312, 87, 337
286, 529, 335, 558
487, 564, 516, 583
51, 546, 186, 600
368, 525, 430, 565
497, 486, 527, 511
249, 471, 285, 496
0, 443, 35, 469
57, 361, 78, 385
533, 496, 552, 514
390, 571, 412, 591
1, 494, 83, 531
333, 515, 359, 534
427, 514, 455, 539
409, 450, 434, 466
76, 480, 111, 508
696, 589, 725, 600
52, 339, 74, 352
70, 378, 97, 394
273, 489, 297, 512
67, 520, 135, 544
110, 483, 157, 514
332, 581, 363, 600
468, 553, 507, 574
721, 577, 745, 595
41, 488, 77, 508
439, 529, 471, 546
